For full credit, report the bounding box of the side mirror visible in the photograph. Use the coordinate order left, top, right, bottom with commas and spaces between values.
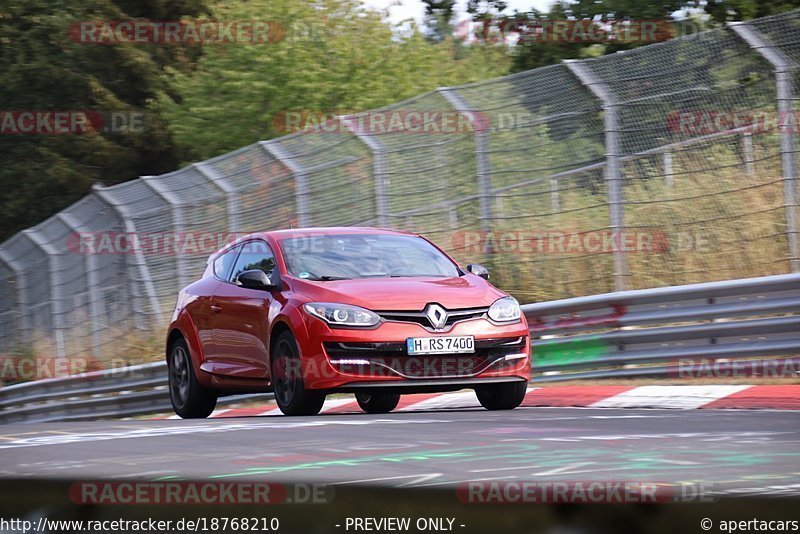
236, 269, 278, 291
467, 263, 490, 280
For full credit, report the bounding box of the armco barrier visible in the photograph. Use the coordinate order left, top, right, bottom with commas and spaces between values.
0, 362, 273, 423
525, 272, 800, 380
1, 272, 798, 422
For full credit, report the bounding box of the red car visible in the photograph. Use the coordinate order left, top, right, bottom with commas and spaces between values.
166, 228, 531, 417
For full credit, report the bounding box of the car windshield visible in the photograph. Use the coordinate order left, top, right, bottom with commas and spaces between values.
279, 234, 461, 281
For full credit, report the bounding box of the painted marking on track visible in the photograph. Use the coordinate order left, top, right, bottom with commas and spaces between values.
470, 464, 543, 473
334, 473, 443, 487
207, 443, 541, 479
405, 475, 516, 488
531, 462, 597, 476
0, 418, 449, 450
535, 466, 637, 477
320, 398, 361, 414
401, 390, 479, 411
590, 385, 752, 409
539, 431, 793, 442
630, 457, 699, 466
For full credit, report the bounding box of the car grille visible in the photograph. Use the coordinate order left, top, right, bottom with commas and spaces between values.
324, 337, 527, 379
376, 306, 489, 331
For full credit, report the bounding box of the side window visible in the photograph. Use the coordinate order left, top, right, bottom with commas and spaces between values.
230, 240, 276, 283
213, 245, 240, 281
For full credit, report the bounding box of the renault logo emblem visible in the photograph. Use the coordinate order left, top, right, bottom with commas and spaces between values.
424, 303, 448, 330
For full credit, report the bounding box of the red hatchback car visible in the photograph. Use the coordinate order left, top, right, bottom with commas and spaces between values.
166, 228, 531, 417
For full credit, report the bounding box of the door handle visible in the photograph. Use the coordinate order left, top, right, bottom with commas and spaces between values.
211, 304, 223, 314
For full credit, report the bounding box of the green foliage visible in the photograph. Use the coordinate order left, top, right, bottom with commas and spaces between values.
423, 0, 457, 42
705, 0, 800, 23
157, 0, 510, 162
0, 0, 207, 241
461, 0, 800, 73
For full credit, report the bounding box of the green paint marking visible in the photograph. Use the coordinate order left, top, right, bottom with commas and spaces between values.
208, 440, 800, 480
211, 450, 472, 478
534, 335, 612, 366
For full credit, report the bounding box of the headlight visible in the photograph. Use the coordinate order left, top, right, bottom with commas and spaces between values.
303, 302, 380, 327
488, 296, 521, 323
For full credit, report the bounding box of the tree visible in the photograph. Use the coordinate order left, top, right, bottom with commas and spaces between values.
423, 0, 457, 42
0, 0, 208, 241
705, 0, 800, 23
159, 0, 510, 162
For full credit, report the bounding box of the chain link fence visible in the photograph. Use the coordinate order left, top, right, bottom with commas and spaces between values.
2, 11, 800, 361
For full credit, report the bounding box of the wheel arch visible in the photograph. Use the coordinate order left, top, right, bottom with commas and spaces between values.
166, 328, 185, 360
268, 320, 294, 357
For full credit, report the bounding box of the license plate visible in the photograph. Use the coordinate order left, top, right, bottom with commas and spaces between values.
406, 335, 475, 355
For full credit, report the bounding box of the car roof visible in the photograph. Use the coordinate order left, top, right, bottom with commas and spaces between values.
264, 227, 418, 240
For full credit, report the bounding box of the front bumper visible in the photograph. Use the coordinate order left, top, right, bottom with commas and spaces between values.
297, 317, 531, 390
330, 376, 528, 394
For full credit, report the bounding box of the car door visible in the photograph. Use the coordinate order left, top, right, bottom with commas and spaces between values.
208, 239, 276, 379
190, 244, 240, 364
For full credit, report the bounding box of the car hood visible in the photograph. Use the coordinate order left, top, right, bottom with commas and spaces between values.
291, 275, 505, 310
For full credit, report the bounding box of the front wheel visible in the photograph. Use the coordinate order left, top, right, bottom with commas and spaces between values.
355, 392, 400, 414
475, 381, 527, 410
169, 338, 217, 418
271, 331, 326, 416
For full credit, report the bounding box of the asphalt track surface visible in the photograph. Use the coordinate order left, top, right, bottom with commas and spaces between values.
1, 406, 799, 496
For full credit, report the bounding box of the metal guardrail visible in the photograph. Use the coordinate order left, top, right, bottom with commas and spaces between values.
525, 272, 800, 381
0, 272, 798, 423
0, 362, 273, 423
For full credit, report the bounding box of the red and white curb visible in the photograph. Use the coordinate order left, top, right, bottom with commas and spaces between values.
154, 385, 800, 419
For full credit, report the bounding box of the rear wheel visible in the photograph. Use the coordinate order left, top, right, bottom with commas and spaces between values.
169, 338, 217, 418
355, 392, 401, 414
475, 381, 527, 410
271, 331, 326, 416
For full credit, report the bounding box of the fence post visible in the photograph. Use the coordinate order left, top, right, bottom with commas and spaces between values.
194, 162, 242, 233
0, 247, 29, 346
22, 229, 66, 359
92, 185, 162, 328
141, 175, 189, 290
438, 87, 494, 238
340, 116, 389, 227
565, 60, 627, 291
663, 151, 674, 192
260, 141, 310, 227
57, 213, 103, 358
730, 22, 799, 272
550, 177, 560, 212
742, 132, 755, 175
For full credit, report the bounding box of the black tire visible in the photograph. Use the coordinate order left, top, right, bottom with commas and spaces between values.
271, 331, 326, 416
168, 337, 217, 419
475, 381, 527, 410
355, 392, 401, 414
